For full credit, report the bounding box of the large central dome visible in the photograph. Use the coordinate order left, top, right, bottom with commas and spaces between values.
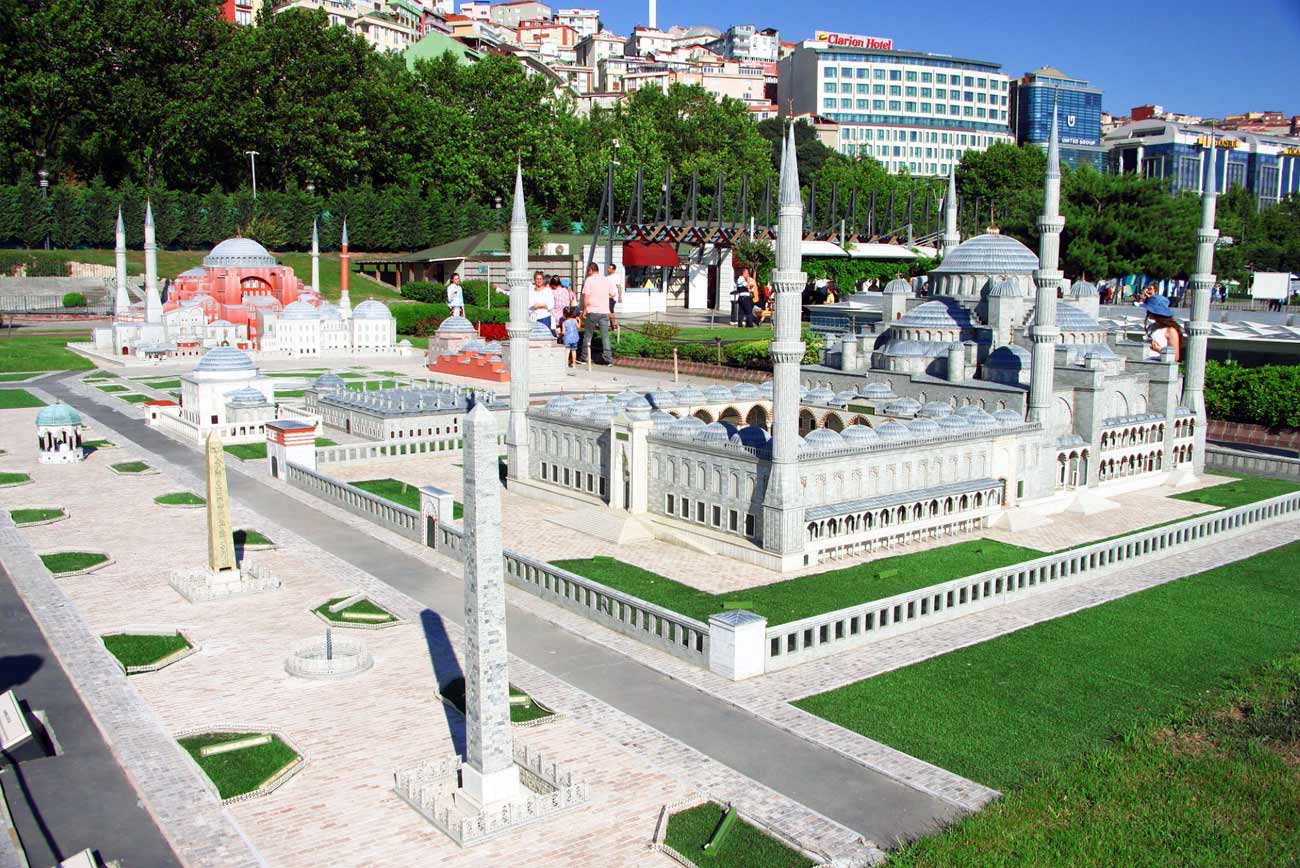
933, 233, 1039, 274
203, 237, 277, 269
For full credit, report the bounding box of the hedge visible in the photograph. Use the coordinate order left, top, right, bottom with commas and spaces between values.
611, 329, 822, 369
1204, 360, 1300, 429
0, 251, 70, 277
400, 279, 509, 308
390, 302, 509, 337
62, 292, 88, 307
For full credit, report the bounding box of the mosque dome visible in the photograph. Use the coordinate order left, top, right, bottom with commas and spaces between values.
860, 382, 895, 400
832, 389, 858, 404
353, 300, 393, 320
280, 300, 319, 321
882, 278, 913, 295
651, 411, 677, 432
956, 404, 986, 417
194, 346, 255, 374
841, 424, 880, 446
36, 402, 81, 427
805, 386, 835, 404
1080, 344, 1120, 362
802, 428, 846, 452
730, 426, 769, 447
649, 387, 678, 408
987, 277, 1027, 298
545, 395, 575, 414
938, 413, 971, 431
675, 385, 706, 404
672, 415, 707, 437
318, 302, 343, 321
695, 422, 733, 443
966, 408, 998, 427
313, 372, 346, 391
896, 299, 975, 330
613, 390, 642, 407
994, 408, 1024, 426
203, 237, 276, 269
588, 403, 618, 423
703, 385, 734, 403
731, 383, 761, 399
932, 233, 1039, 275
437, 315, 477, 335
626, 396, 653, 420
1057, 302, 1107, 333
226, 386, 269, 406
758, 381, 775, 398
884, 397, 922, 417
875, 420, 911, 440
1070, 280, 1099, 298
908, 417, 942, 436
919, 400, 953, 418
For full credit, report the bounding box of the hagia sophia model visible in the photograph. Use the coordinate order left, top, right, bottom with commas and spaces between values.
505, 109, 1216, 571
92, 211, 402, 361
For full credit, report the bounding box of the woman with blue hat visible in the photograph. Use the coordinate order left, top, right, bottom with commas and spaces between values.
1140, 294, 1182, 361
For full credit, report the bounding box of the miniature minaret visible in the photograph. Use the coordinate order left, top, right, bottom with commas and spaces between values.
460, 400, 520, 808
338, 220, 352, 318
1181, 135, 1219, 473
760, 126, 806, 562
205, 431, 238, 574
113, 208, 130, 317
505, 163, 530, 481
939, 163, 960, 258
143, 201, 162, 324
1026, 92, 1065, 426
310, 217, 320, 293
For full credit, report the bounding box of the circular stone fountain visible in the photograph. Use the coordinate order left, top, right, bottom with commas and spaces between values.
284, 631, 373, 679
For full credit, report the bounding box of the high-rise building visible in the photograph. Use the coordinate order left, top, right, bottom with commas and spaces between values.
1009, 67, 1104, 170
707, 24, 780, 63
778, 32, 1013, 176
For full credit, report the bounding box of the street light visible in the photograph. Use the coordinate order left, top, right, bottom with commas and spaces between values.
246, 150, 259, 199
35, 148, 49, 250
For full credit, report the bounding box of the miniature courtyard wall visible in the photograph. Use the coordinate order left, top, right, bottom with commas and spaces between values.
283, 463, 422, 541
314, 431, 504, 468
1205, 444, 1300, 482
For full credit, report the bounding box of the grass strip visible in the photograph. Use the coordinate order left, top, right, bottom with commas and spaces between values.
663, 802, 815, 868
233, 529, 273, 547
554, 539, 1044, 626
154, 492, 205, 506
118, 393, 150, 404
0, 472, 32, 485
82, 439, 114, 448
0, 332, 93, 372
143, 378, 182, 389
0, 373, 35, 382
0, 389, 46, 409
96, 384, 129, 392
1173, 473, 1300, 509
40, 551, 108, 574
111, 461, 150, 473
102, 633, 190, 669
313, 596, 396, 624
794, 538, 1300, 792
11, 508, 64, 525
439, 677, 554, 724
351, 477, 421, 510
179, 733, 299, 800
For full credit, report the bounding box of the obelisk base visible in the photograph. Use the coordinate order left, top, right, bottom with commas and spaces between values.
169, 561, 281, 603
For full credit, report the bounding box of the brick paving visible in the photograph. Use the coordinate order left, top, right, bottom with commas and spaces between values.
3, 392, 881, 867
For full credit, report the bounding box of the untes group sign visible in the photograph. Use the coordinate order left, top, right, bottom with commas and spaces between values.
814, 30, 894, 50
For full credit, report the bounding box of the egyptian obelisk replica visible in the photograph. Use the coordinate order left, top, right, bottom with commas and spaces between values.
460, 400, 520, 808
205, 431, 238, 575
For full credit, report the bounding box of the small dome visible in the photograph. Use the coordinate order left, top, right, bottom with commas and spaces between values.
802, 428, 846, 452
1080, 344, 1120, 361
703, 385, 733, 403
860, 382, 895, 400
896, 299, 975, 330
938, 413, 971, 430
731, 383, 761, 399
730, 425, 769, 447
437, 315, 478, 334
966, 408, 997, 427
987, 277, 1026, 298
1057, 302, 1107, 333
758, 381, 775, 398
884, 397, 922, 417
545, 395, 575, 413
931, 233, 1039, 275
651, 411, 677, 431
398, 338, 412, 348
908, 417, 942, 436
353, 300, 392, 320
805, 386, 835, 404
672, 415, 707, 437
589, 403, 618, 422
203, 237, 276, 269
833, 389, 858, 404
675, 385, 705, 404
626, 396, 653, 420
313, 372, 346, 390
528, 319, 554, 339
226, 386, 269, 406
280, 300, 319, 321
919, 400, 953, 418
882, 278, 913, 295
875, 420, 911, 440
1070, 279, 1099, 298
993, 408, 1023, 426
956, 404, 985, 417
695, 422, 733, 443
194, 346, 255, 373
318, 302, 343, 321
613, 390, 642, 407
649, 387, 678, 408
841, 424, 880, 445
986, 344, 1031, 370
36, 402, 81, 427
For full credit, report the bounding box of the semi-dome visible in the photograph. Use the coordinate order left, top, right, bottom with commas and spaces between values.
841, 424, 880, 445
919, 400, 953, 418
203, 237, 276, 269
931, 233, 1039, 274
882, 277, 913, 295
36, 402, 81, 427
987, 277, 1027, 298
194, 346, 255, 373
1080, 344, 1120, 361
1057, 302, 1107, 332
860, 382, 895, 400
353, 300, 393, 320
280, 300, 319, 321
896, 299, 975, 330
313, 372, 346, 391
802, 428, 846, 452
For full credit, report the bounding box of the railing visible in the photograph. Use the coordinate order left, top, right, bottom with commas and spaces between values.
763, 488, 1300, 672
315, 432, 504, 466
283, 462, 420, 542
149, 409, 267, 445
1207, 445, 1300, 481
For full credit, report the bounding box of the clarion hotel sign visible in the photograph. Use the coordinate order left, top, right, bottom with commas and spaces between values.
814, 30, 895, 50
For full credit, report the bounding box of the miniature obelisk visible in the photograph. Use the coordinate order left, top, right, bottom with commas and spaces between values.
460, 401, 519, 808
205, 431, 238, 574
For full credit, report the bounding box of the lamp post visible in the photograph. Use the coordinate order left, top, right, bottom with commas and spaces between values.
245, 150, 259, 199
36, 149, 49, 250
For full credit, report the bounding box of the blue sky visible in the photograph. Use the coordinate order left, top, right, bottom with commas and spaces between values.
598, 0, 1300, 119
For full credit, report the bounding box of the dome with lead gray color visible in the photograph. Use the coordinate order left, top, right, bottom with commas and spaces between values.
994, 408, 1023, 426
675, 385, 705, 404
672, 415, 707, 437
883, 278, 913, 295
194, 347, 255, 373
884, 397, 922, 416
731, 383, 761, 399
651, 411, 677, 431
805, 386, 835, 404
802, 428, 846, 452
987, 277, 1026, 298
931, 233, 1039, 274
907, 417, 941, 436
280, 300, 319, 321
919, 401, 953, 418
626, 396, 652, 420
703, 385, 733, 403
896, 299, 975, 330
875, 420, 911, 440
841, 424, 879, 445
203, 237, 276, 269
1070, 280, 1099, 298
1057, 302, 1107, 333
860, 382, 894, 400
695, 422, 733, 443
938, 413, 970, 430
353, 300, 393, 320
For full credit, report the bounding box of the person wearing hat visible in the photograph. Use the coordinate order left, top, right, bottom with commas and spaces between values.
1140, 294, 1182, 361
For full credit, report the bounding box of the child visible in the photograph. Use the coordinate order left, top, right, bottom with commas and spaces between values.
560, 306, 581, 368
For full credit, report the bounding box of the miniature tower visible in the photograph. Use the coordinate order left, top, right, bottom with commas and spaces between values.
460, 401, 520, 808
205, 431, 238, 574
939, 163, 960, 258
505, 164, 530, 481
310, 217, 320, 293
114, 208, 130, 317
760, 126, 806, 563
1026, 93, 1064, 426
338, 220, 352, 318
1181, 137, 1219, 473
144, 201, 162, 324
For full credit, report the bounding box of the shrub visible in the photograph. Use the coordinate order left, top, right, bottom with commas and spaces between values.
400, 280, 445, 303
640, 322, 680, 340
390, 302, 446, 335
724, 340, 771, 368
62, 291, 87, 308
1205, 360, 1300, 428
459, 279, 509, 308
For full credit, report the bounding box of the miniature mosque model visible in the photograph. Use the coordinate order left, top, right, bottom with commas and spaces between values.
92, 211, 402, 361
503, 107, 1218, 571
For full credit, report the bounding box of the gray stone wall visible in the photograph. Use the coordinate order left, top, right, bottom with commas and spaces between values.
647, 438, 767, 542
527, 416, 611, 501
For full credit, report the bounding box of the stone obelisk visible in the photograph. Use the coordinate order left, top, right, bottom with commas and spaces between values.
205, 431, 238, 574
460, 401, 519, 808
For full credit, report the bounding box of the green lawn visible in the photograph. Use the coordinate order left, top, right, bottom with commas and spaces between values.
0, 472, 32, 486
154, 492, 205, 506
111, 461, 151, 473
233, 529, 273, 548
225, 437, 334, 461
345, 379, 399, 391
102, 633, 191, 669
1174, 473, 1300, 509
40, 551, 108, 574
144, 378, 182, 390
97, 384, 129, 392
553, 540, 1045, 626
439, 677, 554, 724
10, 508, 64, 525
0, 389, 46, 409
890, 654, 1300, 868
178, 732, 300, 800
313, 596, 397, 625
794, 539, 1300, 792
401, 335, 429, 348
0, 372, 35, 382
275, 389, 305, 398
118, 393, 150, 403
672, 325, 775, 342
83, 439, 114, 449
663, 802, 815, 868
0, 331, 94, 372
351, 477, 421, 509
84, 370, 116, 380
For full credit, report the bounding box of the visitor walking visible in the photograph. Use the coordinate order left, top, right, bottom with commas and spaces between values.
560, 306, 580, 370
446, 273, 464, 317
1140, 294, 1183, 361
734, 267, 757, 327
549, 276, 574, 337
528, 270, 553, 331
579, 262, 615, 365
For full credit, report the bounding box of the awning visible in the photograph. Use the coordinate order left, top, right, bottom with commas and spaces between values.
623, 241, 680, 267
